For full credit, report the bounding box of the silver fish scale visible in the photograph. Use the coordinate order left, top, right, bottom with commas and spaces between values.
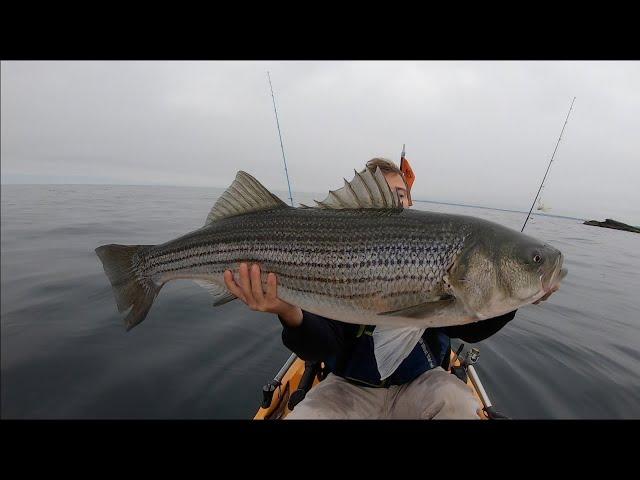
139, 208, 467, 315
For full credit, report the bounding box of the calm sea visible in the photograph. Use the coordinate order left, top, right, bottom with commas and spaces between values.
1, 184, 639, 418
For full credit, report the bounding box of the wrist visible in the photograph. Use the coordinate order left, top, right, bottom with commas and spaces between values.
278, 305, 303, 328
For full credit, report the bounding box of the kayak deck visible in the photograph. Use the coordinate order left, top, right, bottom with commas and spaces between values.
254, 351, 487, 420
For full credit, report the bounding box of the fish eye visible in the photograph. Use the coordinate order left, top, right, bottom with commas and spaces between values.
533, 254, 542, 264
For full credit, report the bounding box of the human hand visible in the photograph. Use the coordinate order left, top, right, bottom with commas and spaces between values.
223, 263, 303, 327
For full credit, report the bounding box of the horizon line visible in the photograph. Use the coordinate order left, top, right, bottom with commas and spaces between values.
2, 181, 589, 222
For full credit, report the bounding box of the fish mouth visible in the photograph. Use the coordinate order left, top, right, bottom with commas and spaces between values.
540, 252, 567, 294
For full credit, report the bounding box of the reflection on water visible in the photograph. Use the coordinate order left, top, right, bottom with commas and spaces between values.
1, 185, 639, 418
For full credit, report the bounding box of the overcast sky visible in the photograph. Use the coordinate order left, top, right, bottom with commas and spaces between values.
2, 61, 639, 224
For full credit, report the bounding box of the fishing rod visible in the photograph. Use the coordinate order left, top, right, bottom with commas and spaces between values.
521, 97, 576, 232
450, 344, 509, 419
267, 71, 294, 207
260, 72, 298, 412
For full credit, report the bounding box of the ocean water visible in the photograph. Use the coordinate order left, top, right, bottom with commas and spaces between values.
1, 184, 639, 419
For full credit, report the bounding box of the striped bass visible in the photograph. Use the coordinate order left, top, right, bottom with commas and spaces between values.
96, 167, 567, 378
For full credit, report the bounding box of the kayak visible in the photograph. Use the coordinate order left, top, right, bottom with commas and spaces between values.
254, 348, 490, 420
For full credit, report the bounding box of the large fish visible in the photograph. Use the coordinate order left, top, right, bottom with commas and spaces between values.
96, 167, 567, 378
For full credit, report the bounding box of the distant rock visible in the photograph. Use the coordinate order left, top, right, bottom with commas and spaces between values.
583, 218, 640, 234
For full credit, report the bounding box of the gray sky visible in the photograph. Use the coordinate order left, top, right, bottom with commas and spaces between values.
2, 61, 639, 224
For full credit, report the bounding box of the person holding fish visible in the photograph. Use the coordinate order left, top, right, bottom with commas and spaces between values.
97, 155, 565, 419
222, 157, 560, 419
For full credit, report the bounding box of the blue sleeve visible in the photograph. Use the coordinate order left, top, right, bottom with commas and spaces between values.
440, 310, 517, 343
280, 311, 347, 362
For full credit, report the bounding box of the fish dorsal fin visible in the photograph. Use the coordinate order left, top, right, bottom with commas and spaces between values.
205, 171, 289, 225
301, 167, 402, 210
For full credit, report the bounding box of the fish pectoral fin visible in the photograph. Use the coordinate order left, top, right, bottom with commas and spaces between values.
193, 280, 238, 307
376, 296, 455, 318
373, 326, 426, 381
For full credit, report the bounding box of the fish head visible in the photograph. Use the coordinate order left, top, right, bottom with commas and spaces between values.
446, 224, 567, 320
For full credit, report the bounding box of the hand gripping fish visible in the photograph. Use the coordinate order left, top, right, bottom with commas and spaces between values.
96, 167, 567, 379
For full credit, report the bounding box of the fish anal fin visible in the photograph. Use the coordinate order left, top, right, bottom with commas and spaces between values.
193, 280, 237, 306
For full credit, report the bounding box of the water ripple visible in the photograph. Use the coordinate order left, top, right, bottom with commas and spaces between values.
2, 185, 639, 419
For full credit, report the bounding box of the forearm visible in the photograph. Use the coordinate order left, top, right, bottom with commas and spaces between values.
442, 310, 517, 343
276, 304, 303, 327
280, 311, 345, 362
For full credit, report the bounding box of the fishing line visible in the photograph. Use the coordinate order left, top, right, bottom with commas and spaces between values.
521, 97, 576, 232
265, 71, 299, 395
267, 71, 294, 207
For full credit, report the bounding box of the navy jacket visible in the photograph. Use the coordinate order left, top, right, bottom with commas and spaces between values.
281, 310, 516, 387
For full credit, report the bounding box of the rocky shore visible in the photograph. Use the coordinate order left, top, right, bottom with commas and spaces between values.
583, 218, 640, 234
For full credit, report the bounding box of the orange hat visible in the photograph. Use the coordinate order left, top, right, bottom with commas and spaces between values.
400, 155, 415, 206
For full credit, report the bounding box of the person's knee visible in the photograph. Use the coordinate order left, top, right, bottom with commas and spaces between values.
286, 375, 365, 419
417, 371, 481, 419
435, 382, 481, 418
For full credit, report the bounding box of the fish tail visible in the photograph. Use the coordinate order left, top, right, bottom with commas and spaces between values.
95, 244, 160, 331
